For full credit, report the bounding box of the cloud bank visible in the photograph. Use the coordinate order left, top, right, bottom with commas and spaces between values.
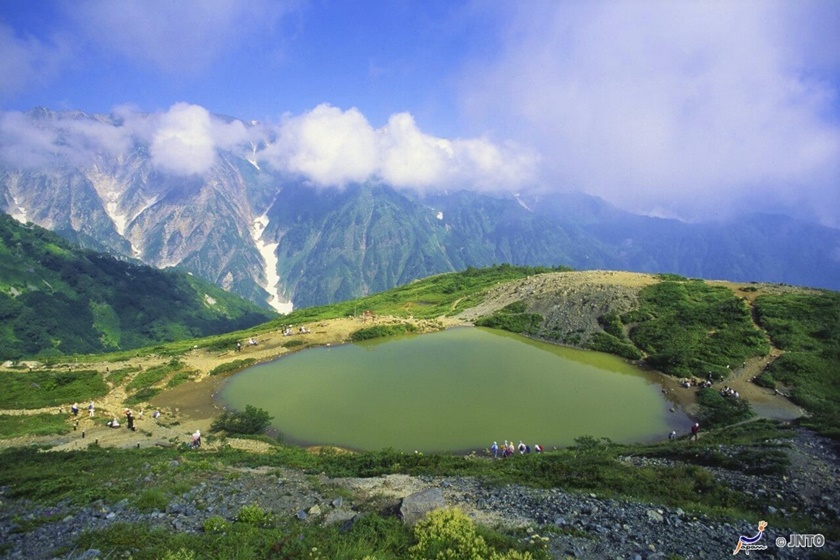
461, 1, 840, 226
0, 103, 536, 192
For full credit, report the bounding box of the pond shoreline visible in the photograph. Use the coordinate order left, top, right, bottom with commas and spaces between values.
1, 312, 802, 452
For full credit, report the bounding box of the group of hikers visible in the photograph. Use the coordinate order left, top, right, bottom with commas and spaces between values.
720, 386, 741, 399
70, 402, 96, 417
104, 408, 161, 430
490, 440, 544, 458
69, 402, 164, 430
283, 324, 310, 336
234, 338, 260, 352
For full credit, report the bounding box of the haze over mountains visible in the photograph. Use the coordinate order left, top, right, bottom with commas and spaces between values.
1, 107, 839, 311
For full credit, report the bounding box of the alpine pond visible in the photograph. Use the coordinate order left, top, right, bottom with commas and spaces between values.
218, 327, 690, 452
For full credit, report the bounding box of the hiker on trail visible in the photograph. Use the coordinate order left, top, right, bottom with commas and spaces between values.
518, 441, 526, 454
491, 441, 499, 459
88, 402, 95, 417
71, 403, 79, 416
525, 444, 531, 454
669, 430, 677, 441
153, 409, 160, 420
236, 342, 241, 352
507, 442, 515, 457
691, 422, 700, 441
534, 444, 543, 453
107, 417, 120, 428
191, 430, 201, 449
126, 411, 135, 431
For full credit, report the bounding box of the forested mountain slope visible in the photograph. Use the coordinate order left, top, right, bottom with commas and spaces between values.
0, 213, 275, 360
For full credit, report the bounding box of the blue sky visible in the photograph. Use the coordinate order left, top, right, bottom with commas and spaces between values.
1, 0, 839, 226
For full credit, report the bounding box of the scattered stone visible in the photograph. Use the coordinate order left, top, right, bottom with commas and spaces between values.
646, 510, 663, 523
400, 488, 446, 525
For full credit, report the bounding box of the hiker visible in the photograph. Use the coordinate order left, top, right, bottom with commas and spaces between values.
534, 444, 543, 453
191, 430, 201, 449
518, 441, 526, 454
71, 403, 79, 416
107, 417, 120, 428
153, 409, 161, 420
236, 341, 241, 352
691, 422, 700, 441
668, 430, 677, 441
491, 441, 499, 459
525, 444, 531, 454
88, 402, 95, 417
507, 442, 515, 457
126, 411, 135, 431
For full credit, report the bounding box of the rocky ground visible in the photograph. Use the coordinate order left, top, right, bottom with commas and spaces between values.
1, 428, 838, 559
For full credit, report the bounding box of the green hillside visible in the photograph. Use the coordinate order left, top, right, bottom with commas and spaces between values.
0, 213, 275, 360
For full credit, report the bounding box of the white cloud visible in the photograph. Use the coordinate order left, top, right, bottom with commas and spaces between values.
0, 22, 71, 99
0, 109, 131, 168
265, 104, 378, 185
379, 113, 453, 188
461, 1, 840, 225
150, 103, 219, 176
256, 104, 537, 190
0, 102, 536, 188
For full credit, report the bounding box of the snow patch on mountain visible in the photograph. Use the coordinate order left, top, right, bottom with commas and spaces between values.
9, 196, 28, 224
252, 213, 292, 314
87, 167, 129, 234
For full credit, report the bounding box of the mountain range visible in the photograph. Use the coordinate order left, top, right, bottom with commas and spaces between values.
1, 108, 838, 312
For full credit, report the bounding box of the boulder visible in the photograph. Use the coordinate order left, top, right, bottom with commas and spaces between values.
400, 488, 445, 525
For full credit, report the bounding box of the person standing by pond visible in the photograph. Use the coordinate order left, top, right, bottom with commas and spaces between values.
691, 422, 700, 441
491, 441, 499, 458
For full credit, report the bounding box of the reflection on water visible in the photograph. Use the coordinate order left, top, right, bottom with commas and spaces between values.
218, 327, 690, 452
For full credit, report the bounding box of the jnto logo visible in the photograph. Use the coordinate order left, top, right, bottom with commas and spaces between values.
733, 520, 768, 555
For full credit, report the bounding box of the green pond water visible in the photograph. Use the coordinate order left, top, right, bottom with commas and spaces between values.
218, 327, 690, 452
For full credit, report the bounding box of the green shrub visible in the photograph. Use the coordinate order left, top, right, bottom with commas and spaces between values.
202, 515, 231, 534
135, 488, 168, 512
0, 370, 108, 409
753, 371, 776, 389
696, 387, 753, 428
409, 508, 533, 560
586, 332, 643, 360
161, 548, 196, 560
628, 281, 768, 376
105, 366, 139, 386
350, 323, 418, 342
235, 504, 273, 527
475, 309, 544, 335
211, 405, 273, 435
598, 312, 624, 339
167, 371, 193, 388
127, 360, 184, 390
123, 387, 160, 406
0, 413, 70, 439
282, 339, 307, 348
409, 508, 490, 560
208, 358, 256, 376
